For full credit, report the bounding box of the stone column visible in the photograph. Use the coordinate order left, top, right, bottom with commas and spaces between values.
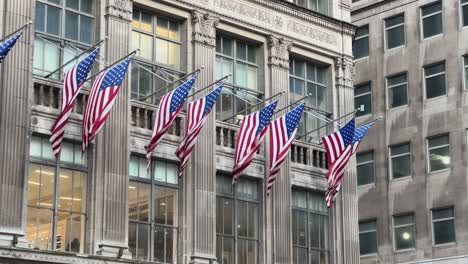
0, 0, 33, 248
267, 35, 293, 264
90, 0, 132, 258
332, 57, 359, 264
188, 10, 219, 264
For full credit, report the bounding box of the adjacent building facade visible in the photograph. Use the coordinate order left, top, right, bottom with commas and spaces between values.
0, 0, 358, 263
352, 0, 468, 263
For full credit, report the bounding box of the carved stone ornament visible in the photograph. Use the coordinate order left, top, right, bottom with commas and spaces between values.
192, 10, 219, 46
335, 57, 354, 88
106, 0, 132, 21
268, 35, 293, 68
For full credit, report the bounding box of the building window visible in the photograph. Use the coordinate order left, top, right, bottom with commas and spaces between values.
357, 151, 374, 186
293, 0, 328, 15
424, 62, 446, 99
390, 143, 411, 179
462, 0, 468, 27
421, 1, 443, 39
289, 58, 329, 139
432, 207, 455, 245
385, 14, 405, 50
128, 155, 178, 262
354, 83, 372, 117
26, 136, 87, 253
34, 0, 95, 79
386, 73, 408, 108
464, 56, 468, 90
292, 190, 329, 264
131, 8, 182, 103
393, 214, 416, 250
353, 25, 369, 60
427, 134, 450, 172
359, 220, 377, 255
215, 35, 261, 122
216, 174, 259, 264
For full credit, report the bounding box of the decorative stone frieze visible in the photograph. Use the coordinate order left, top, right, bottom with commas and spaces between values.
268, 35, 293, 69
106, 0, 132, 21
192, 10, 219, 47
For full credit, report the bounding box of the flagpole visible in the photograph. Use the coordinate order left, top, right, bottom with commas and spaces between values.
44, 38, 107, 79
273, 93, 312, 115
84, 49, 139, 82
360, 116, 383, 126
52, 155, 60, 250
139, 67, 204, 101
0, 21, 32, 42
298, 109, 358, 139
222, 91, 286, 122
186, 74, 231, 99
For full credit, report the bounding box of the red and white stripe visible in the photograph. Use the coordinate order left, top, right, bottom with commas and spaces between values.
81, 71, 120, 151
50, 66, 83, 157
175, 97, 208, 177
266, 117, 298, 194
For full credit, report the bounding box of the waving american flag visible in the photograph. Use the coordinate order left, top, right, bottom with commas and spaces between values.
50, 48, 99, 157
145, 75, 198, 165
82, 56, 132, 151
176, 83, 223, 177
267, 103, 305, 194
0, 32, 22, 63
232, 100, 278, 184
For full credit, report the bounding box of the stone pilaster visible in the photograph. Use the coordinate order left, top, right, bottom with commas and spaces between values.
267, 35, 293, 264
332, 56, 359, 264
0, 0, 33, 248
90, 0, 132, 258
188, 10, 219, 264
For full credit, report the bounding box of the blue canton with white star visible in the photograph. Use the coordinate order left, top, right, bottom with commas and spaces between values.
76, 47, 99, 84
99, 57, 132, 91
340, 118, 355, 146
203, 83, 223, 114
285, 103, 305, 138
256, 100, 278, 135
0, 32, 22, 63
170, 75, 198, 112
353, 122, 374, 144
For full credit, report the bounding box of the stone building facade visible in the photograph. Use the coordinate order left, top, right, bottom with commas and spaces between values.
352, 0, 468, 263
0, 0, 356, 263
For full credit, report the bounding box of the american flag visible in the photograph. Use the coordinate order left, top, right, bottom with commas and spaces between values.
0, 32, 23, 63
232, 100, 278, 184
82, 56, 132, 151
175, 83, 224, 177
322, 118, 375, 207
145, 75, 198, 165
267, 103, 305, 194
50, 48, 99, 157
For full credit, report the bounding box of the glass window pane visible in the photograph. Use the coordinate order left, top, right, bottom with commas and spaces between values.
168, 20, 180, 41
44, 42, 61, 78
138, 158, 149, 179
28, 164, 41, 205
138, 33, 153, 61
222, 37, 233, 56
426, 74, 446, 99
359, 231, 377, 255
60, 142, 74, 163
167, 42, 180, 69
422, 13, 443, 38
36, 208, 53, 250
128, 181, 138, 220
294, 61, 305, 77
247, 66, 257, 90
156, 38, 169, 65
72, 172, 86, 213
355, 94, 372, 116
156, 17, 169, 37
385, 14, 404, 28
58, 169, 73, 211
353, 37, 369, 59
433, 220, 455, 244
422, 2, 442, 16
395, 225, 416, 250
388, 83, 407, 108
386, 25, 405, 49
306, 64, 316, 81
317, 86, 327, 110
433, 207, 454, 219
39, 166, 55, 208
46, 5, 61, 36
80, 0, 94, 14
236, 42, 247, 60
128, 223, 137, 258
65, 11, 79, 40
247, 203, 258, 238
129, 156, 139, 177
247, 45, 256, 63
235, 62, 247, 88
318, 0, 328, 15
80, 15, 93, 44
66, 0, 79, 9
357, 161, 374, 185
137, 224, 150, 260
138, 183, 150, 221
309, 213, 320, 248
292, 210, 307, 246
316, 67, 327, 84
429, 145, 450, 171
36, 3, 46, 32
463, 5, 468, 27
30, 136, 42, 158
293, 190, 307, 208
392, 155, 411, 178
166, 163, 178, 184
237, 201, 248, 237
155, 160, 166, 182
359, 220, 376, 232
428, 135, 449, 148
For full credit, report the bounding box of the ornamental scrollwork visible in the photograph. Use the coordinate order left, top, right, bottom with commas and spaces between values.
268, 35, 293, 68
192, 10, 219, 46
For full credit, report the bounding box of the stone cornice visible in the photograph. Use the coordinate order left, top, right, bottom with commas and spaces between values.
268, 35, 293, 69
192, 10, 219, 46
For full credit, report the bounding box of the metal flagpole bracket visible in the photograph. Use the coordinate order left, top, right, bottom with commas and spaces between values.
274, 93, 312, 115
187, 73, 231, 99
0, 20, 33, 42
139, 66, 204, 101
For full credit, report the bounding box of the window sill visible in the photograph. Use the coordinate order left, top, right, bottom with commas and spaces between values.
387, 104, 408, 111
360, 253, 378, 258
390, 175, 412, 182
433, 242, 456, 248
354, 56, 369, 62
424, 94, 448, 102
428, 168, 451, 175
421, 33, 443, 42
394, 247, 416, 253
385, 44, 406, 53
358, 182, 375, 188
355, 113, 372, 120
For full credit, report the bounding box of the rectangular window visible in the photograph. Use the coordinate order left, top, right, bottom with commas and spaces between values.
216, 174, 259, 264
464, 56, 468, 90
128, 155, 178, 262
421, 1, 443, 39
359, 220, 377, 255
390, 143, 411, 179
424, 62, 446, 99
294, 0, 328, 15
131, 9, 182, 104
386, 73, 408, 108
289, 58, 329, 139
357, 152, 374, 186
385, 14, 405, 49
427, 134, 450, 172
26, 135, 88, 253
432, 207, 456, 245
292, 190, 329, 264
462, 0, 468, 27
34, 0, 95, 79
354, 83, 372, 117
215, 35, 262, 123
393, 213, 416, 250
353, 25, 369, 60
